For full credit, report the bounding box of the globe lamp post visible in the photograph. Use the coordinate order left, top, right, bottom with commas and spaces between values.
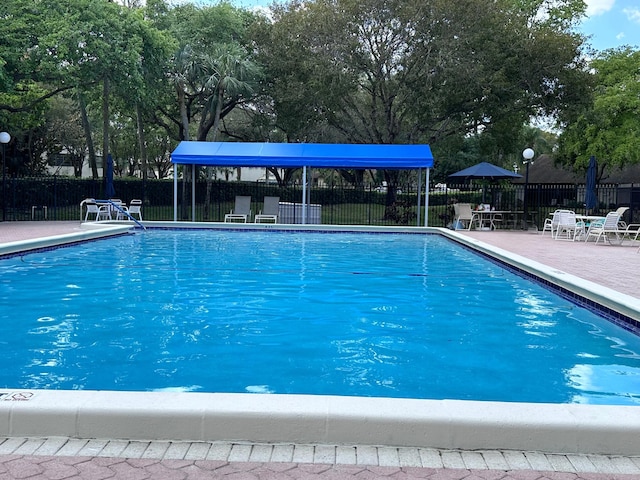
0, 132, 10, 222
522, 147, 534, 222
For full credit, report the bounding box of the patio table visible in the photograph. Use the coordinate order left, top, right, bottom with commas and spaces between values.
575, 215, 605, 240
472, 210, 524, 230
575, 214, 605, 223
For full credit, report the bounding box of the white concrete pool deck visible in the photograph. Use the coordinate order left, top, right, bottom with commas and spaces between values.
1, 221, 640, 479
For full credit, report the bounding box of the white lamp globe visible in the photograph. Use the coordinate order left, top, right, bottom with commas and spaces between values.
522, 148, 534, 161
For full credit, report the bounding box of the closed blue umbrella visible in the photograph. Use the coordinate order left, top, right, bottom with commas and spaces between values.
585, 155, 597, 212
105, 154, 116, 199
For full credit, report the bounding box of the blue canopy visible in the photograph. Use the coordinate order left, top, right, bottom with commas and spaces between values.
171, 141, 434, 226
171, 141, 434, 169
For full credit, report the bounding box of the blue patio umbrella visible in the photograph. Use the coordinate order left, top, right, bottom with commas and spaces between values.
448, 162, 522, 202
585, 155, 597, 212
105, 154, 116, 198
448, 162, 523, 181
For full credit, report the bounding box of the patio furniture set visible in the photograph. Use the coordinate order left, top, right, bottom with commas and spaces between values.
452, 203, 525, 231
81, 198, 143, 222
541, 207, 640, 249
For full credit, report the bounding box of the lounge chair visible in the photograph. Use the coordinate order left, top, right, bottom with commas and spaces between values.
622, 224, 640, 243
615, 206, 629, 229
554, 210, 585, 241
453, 203, 478, 230
598, 221, 640, 245
585, 211, 623, 244
255, 196, 280, 223
224, 196, 252, 223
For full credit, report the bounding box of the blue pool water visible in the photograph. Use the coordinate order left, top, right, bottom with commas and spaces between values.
1, 230, 640, 405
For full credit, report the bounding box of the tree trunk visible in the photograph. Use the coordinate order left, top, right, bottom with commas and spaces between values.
204, 88, 225, 220
102, 76, 110, 185
77, 89, 98, 180
177, 82, 190, 219
204, 167, 213, 220
383, 170, 400, 221
136, 103, 148, 183
73, 153, 83, 178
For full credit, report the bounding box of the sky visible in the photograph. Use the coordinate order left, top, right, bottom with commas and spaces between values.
580, 0, 640, 51
216, 0, 640, 52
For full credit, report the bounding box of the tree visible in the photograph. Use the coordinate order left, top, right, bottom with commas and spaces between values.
557, 48, 640, 176
431, 125, 557, 183
0, 0, 77, 117
158, 3, 262, 143
44, 96, 88, 177
255, 0, 589, 214
202, 43, 263, 218
0, 0, 78, 173
149, 2, 262, 218
0, 0, 173, 182
108, 8, 176, 182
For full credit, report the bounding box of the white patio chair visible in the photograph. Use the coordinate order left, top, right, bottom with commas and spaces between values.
453, 203, 478, 230
542, 209, 569, 237
83, 202, 101, 221
108, 199, 129, 220
127, 199, 143, 220
82, 199, 110, 221
554, 210, 585, 241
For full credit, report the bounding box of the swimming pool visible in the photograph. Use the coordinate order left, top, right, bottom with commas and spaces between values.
2, 222, 640, 455
2, 228, 639, 405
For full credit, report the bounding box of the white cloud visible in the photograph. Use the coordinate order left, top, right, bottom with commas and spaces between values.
623, 7, 640, 23
585, 0, 615, 17
616, 32, 626, 40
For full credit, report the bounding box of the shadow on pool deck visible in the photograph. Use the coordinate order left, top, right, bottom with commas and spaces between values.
1, 221, 640, 479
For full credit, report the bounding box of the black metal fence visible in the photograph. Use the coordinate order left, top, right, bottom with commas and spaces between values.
1, 175, 639, 229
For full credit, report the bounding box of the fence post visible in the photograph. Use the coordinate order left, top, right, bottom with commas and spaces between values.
53, 175, 57, 220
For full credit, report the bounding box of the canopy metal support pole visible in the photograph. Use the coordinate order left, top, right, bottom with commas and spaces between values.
173, 167, 178, 222
192, 165, 196, 221
302, 165, 308, 224
424, 168, 430, 227
416, 168, 423, 227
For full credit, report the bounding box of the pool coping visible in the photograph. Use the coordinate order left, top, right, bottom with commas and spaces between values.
441, 228, 640, 326
2, 221, 640, 456
0, 223, 131, 258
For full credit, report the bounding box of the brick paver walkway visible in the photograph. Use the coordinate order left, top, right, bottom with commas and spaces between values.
1, 438, 640, 479
460, 229, 640, 298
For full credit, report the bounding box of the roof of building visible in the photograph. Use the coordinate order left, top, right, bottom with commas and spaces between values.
515, 155, 640, 184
